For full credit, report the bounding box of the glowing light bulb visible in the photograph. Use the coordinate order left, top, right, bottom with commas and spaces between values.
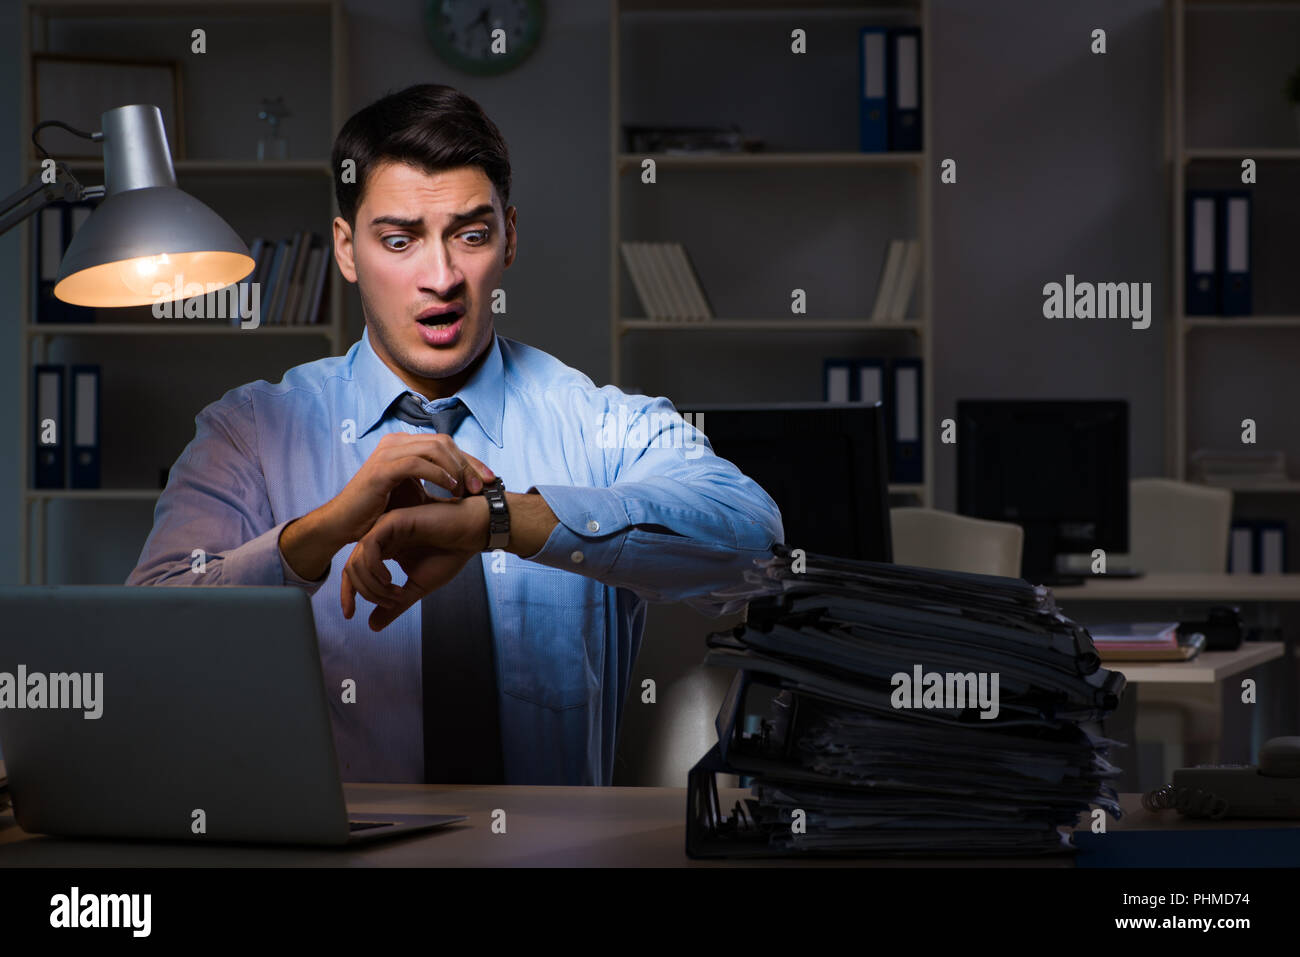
117, 253, 175, 299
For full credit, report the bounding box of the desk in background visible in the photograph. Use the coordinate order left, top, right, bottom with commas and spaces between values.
1053, 573, 1300, 792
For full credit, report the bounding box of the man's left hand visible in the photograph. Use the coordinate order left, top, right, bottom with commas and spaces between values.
340, 496, 489, 631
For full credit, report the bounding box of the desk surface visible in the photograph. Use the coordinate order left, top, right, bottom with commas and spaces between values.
1052, 572, 1300, 601
1, 787, 1295, 867
1101, 641, 1285, 684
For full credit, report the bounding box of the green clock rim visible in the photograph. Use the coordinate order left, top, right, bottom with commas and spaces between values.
424, 0, 545, 77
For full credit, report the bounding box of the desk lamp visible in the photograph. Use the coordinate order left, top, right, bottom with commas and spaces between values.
0, 103, 253, 307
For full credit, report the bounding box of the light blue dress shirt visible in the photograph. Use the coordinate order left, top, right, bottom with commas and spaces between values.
126, 328, 784, 785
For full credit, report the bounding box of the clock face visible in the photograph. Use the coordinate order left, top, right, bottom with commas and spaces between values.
425, 0, 545, 76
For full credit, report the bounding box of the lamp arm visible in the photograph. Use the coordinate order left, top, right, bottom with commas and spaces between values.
0, 120, 107, 236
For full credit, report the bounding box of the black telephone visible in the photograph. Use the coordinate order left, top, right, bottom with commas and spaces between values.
1177, 604, 1243, 652
1143, 737, 1300, 819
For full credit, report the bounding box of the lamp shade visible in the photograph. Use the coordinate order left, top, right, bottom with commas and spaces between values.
53, 104, 253, 308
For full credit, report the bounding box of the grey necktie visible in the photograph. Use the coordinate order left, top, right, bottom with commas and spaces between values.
388, 392, 505, 784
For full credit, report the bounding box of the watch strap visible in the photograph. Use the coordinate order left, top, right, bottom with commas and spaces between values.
481, 477, 509, 551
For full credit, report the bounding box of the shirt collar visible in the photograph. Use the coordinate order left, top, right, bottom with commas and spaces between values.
351, 326, 505, 448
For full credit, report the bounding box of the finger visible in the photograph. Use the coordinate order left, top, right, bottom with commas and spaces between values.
350, 543, 404, 609
386, 456, 459, 497
341, 545, 391, 611
369, 583, 423, 632
385, 476, 427, 511
341, 566, 356, 619
430, 437, 473, 496
459, 452, 497, 493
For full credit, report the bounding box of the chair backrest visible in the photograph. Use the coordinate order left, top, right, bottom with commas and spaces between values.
1128, 477, 1233, 573
613, 602, 744, 788
889, 506, 1024, 578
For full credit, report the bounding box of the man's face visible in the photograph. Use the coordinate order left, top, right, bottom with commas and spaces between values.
333, 161, 516, 399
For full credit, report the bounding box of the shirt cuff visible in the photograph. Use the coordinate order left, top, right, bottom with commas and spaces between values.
521, 485, 630, 577
256, 518, 331, 594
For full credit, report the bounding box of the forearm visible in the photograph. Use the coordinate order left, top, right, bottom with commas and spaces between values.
280, 505, 346, 582
502, 492, 559, 557
521, 478, 783, 609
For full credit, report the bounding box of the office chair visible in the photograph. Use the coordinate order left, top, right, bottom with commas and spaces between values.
1123, 479, 1234, 787
1127, 478, 1233, 573
613, 601, 745, 788
889, 507, 1024, 578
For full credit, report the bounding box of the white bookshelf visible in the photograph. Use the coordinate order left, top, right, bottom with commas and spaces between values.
610, 0, 934, 506
18, 0, 348, 584
1168, 0, 1300, 495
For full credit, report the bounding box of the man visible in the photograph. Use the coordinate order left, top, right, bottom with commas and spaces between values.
127, 83, 783, 786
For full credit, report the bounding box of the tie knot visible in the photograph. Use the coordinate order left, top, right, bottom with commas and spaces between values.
391, 392, 469, 436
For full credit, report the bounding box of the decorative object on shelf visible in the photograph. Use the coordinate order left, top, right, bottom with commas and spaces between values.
622, 125, 764, 154
1284, 65, 1300, 143
32, 53, 184, 160
424, 0, 545, 76
1189, 449, 1289, 487
256, 96, 291, 161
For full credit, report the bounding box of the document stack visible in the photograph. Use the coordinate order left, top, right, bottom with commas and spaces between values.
686, 545, 1126, 859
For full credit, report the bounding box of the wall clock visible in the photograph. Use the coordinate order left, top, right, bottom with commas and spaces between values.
425, 0, 545, 76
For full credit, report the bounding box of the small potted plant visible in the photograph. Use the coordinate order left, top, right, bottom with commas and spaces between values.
1286, 66, 1300, 141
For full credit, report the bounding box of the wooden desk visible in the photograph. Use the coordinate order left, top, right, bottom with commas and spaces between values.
0, 787, 1291, 867
1101, 642, 1284, 685
1098, 643, 1285, 793
1052, 573, 1300, 602
1049, 576, 1300, 793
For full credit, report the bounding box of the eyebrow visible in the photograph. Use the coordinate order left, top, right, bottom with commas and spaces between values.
369, 204, 496, 229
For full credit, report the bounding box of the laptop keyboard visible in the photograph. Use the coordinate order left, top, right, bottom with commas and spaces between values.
349, 821, 395, 831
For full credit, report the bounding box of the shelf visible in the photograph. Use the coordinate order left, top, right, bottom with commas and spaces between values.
620, 0, 921, 13
1194, 481, 1300, 493
1168, 0, 1300, 482
25, 489, 161, 501
1183, 148, 1300, 161
617, 151, 923, 171
30, 0, 333, 15
1183, 316, 1300, 328
19, 0, 348, 586
611, 0, 933, 507
619, 318, 923, 332
25, 323, 335, 336
25, 158, 333, 176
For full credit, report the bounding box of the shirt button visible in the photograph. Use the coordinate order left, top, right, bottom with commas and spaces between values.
570, 550, 585, 564
586, 519, 600, 533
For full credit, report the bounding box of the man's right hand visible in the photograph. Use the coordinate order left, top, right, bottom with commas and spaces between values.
280, 433, 495, 582
321, 432, 496, 546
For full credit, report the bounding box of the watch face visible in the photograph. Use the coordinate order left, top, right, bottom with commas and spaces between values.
424, 0, 545, 76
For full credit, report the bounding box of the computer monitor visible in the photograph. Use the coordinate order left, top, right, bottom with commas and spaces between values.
956, 400, 1128, 586
680, 402, 893, 562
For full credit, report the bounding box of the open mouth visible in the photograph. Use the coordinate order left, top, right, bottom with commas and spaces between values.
415, 310, 465, 345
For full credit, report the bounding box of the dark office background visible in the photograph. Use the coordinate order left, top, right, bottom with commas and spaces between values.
2, 1, 1297, 650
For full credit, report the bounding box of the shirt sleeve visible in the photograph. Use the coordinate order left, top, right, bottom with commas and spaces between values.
523, 389, 784, 617
125, 394, 330, 594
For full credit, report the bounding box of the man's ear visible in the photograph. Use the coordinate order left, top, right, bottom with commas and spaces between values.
333, 215, 357, 283
503, 205, 517, 268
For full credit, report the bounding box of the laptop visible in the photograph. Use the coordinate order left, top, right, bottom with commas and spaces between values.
0, 585, 465, 846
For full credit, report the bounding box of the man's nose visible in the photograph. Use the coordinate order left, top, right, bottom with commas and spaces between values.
419, 242, 463, 295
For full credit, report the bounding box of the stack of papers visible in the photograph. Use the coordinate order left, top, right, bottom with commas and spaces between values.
698, 545, 1126, 857
1090, 622, 1205, 662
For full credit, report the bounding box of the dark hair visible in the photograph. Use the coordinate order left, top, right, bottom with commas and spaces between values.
331, 84, 512, 229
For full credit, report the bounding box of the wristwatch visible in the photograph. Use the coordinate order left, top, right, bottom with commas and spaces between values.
480, 477, 510, 551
